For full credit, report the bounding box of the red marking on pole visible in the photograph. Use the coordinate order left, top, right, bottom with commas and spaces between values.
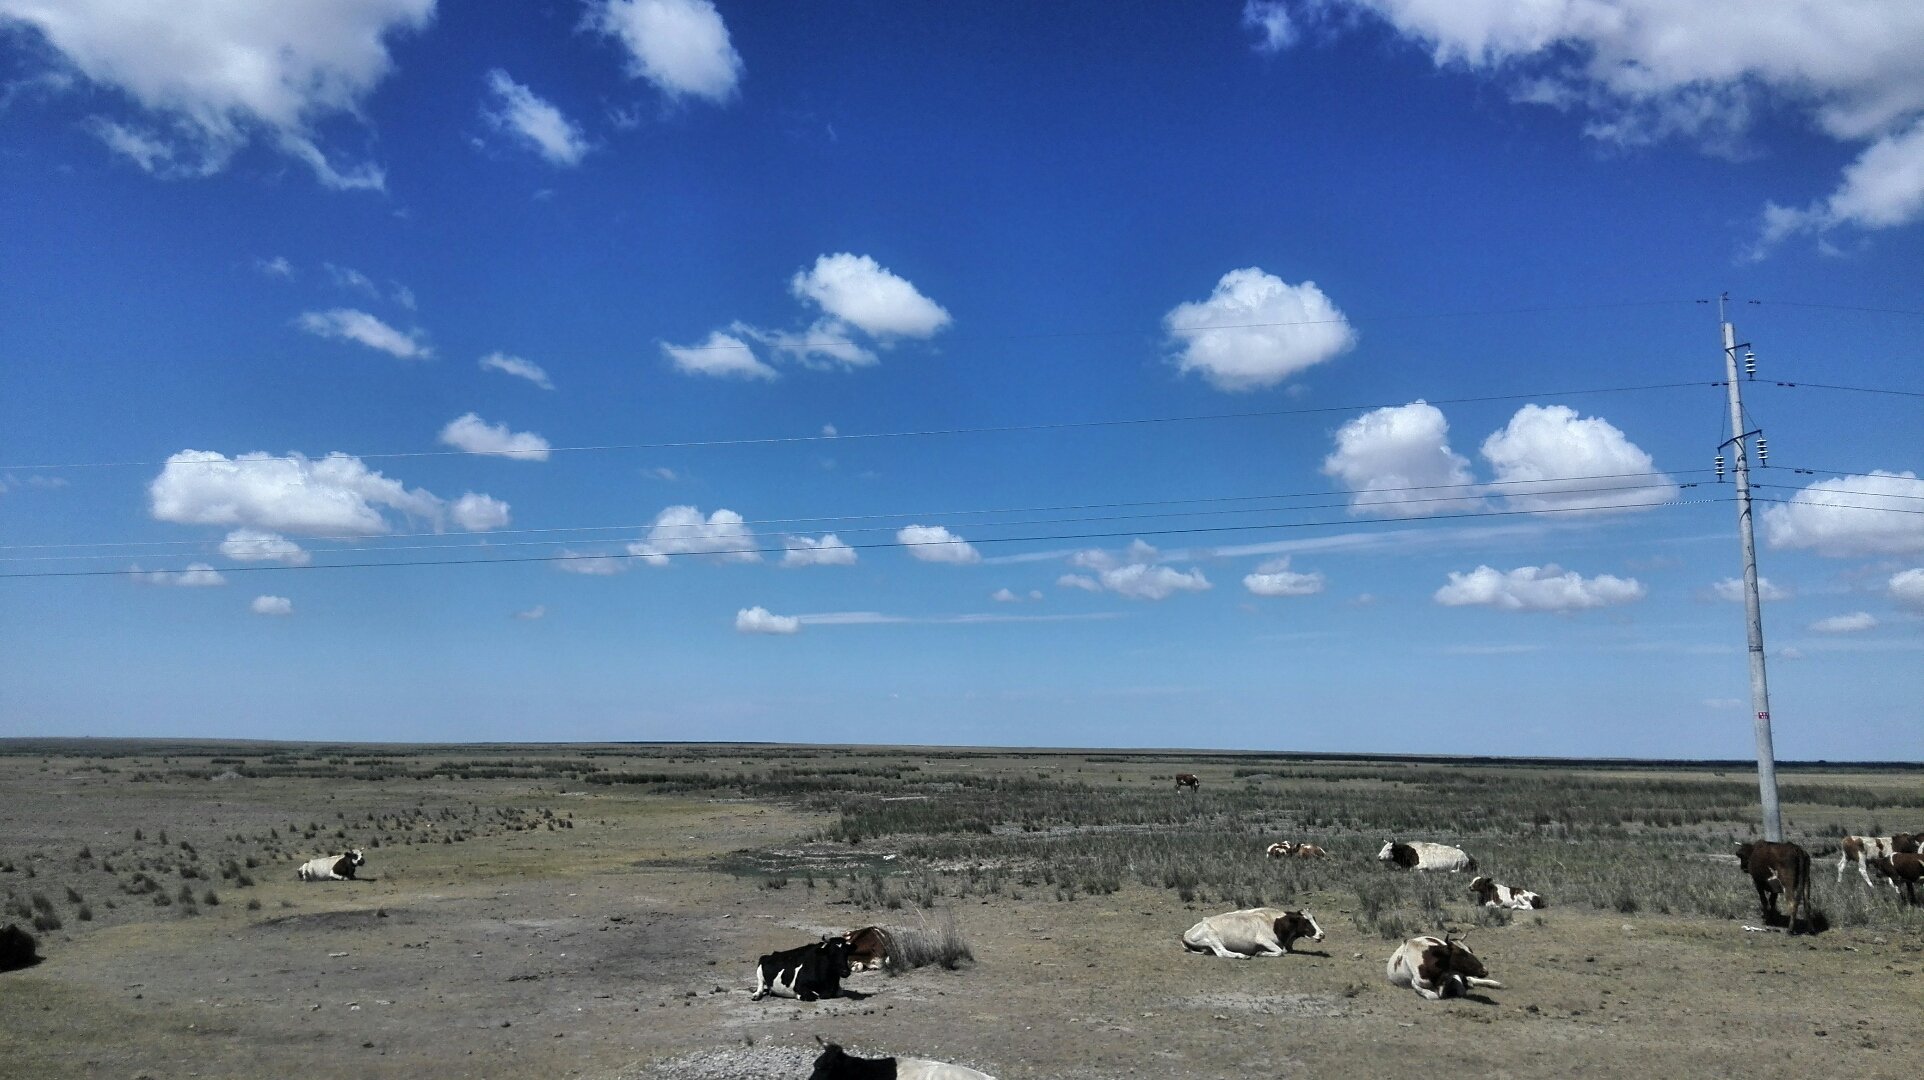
1757, 712, 1770, 720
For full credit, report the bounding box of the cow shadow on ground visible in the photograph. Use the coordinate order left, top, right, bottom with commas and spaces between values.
1460, 992, 1501, 1006
1754, 909, 1830, 935
1289, 949, 1333, 959
832, 988, 871, 1001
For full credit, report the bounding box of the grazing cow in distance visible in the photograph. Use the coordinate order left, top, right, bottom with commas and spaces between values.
1386, 935, 1502, 1000
1174, 773, 1200, 793
1868, 853, 1924, 905
1735, 840, 1814, 933
1291, 843, 1329, 859
810, 1040, 996, 1079
842, 925, 893, 972
1379, 841, 1476, 873
0, 924, 39, 972
1469, 876, 1546, 910
1181, 907, 1324, 958
1266, 842, 1291, 858
296, 849, 365, 882
750, 935, 852, 1001
1838, 834, 1922, 888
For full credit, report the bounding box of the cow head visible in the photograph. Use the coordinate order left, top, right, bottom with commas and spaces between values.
1468, 876, 1497, 903
1267, 842, 1291, 858
1275, 910, 1325, 945
820, 934, 853, 978
1429, 936, 1488, 981
345, 849, 366, 866
1894, 834, 1921, 854
1734, 841, 1756, 872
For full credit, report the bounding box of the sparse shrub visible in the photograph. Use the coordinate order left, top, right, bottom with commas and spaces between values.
885, 912, 975, 973
76, 905, 93, 921
201, 890, 219, 906
63, 886, 82, 905
246, 898, 261, 911
31, 911, 59, 932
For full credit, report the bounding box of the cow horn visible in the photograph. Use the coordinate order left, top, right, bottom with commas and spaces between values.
814, 1034, 827, 1047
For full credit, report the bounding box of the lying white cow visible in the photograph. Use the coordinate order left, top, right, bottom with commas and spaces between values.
810, 1041, 995, 1079
296, 849, 365, 882
1469, 876, 1545, 910
1181, 907, 1324, 958
1378, 840, 1475, 872
1386, 934, 1503, 1000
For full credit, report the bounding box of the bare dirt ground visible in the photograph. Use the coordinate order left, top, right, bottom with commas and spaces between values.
1, 745, 1920, 1079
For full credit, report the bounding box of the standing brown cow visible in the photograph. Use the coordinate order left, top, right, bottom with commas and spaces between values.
1869, 852, 1924, 905
1735, 840, 1814, 933
1174, 773, 1200, 793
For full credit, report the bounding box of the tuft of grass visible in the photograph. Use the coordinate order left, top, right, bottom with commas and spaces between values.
885, 910, 975, 973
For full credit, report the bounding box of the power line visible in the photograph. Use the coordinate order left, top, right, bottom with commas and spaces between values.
0, 496, 1724, 580
1752, 299, 1924, 318
0, 469, 1709, 555
1751, 496, 1924, 515
1763, 380, 1924, 399
2, 480, 1705, 565
1752, 482, 1924, 502
673, 298, 1703, 352
0, 381, 1712, 472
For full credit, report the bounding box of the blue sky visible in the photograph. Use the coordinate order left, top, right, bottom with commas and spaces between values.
2, 1, 1920, 758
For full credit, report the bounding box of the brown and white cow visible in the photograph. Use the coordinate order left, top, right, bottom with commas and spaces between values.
1868, 852, 1924, 906
1174, 773, 1200, 793
1386, 935, 1502, 1000
842, 925, 893, 972
1379, 840, 1476, 873
1838, 834, 1922, 888
1735, 840, 1814, 933
1265, 842, 1291, 858
1181, 907, 1324, 958
1291, 843, 1329, 859
1469, 875, 1545, 910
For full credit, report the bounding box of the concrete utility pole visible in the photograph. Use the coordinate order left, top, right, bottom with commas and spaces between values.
1717, 294, 1783, 841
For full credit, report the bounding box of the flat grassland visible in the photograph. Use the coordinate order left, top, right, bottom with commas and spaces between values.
1, 740, 1920, 1079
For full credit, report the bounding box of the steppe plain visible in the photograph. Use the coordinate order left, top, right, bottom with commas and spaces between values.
0, 740, 1920, 1079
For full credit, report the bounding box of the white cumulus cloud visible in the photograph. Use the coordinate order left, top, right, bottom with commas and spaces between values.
1435, 564, 1646, 613
142, 562, 226, 587
661, 331, 777, 380
513, 604, 546, 621
1711, 577, 1790, 603
484, 69, 590, 166
1164, 268, 1355, 392
1761, 471, 1924, 556
782, 534, 857, 567
219, 528, 310, 565
555, 550, 627, 575
450, 493, 511, 532
438, 413, 552, 461
1322, 401, 1478, 516
589, 0, 742, 103
1890, 568, 1924, 612
790, 254, 952, 340
1810, 611, 1878, 634
1064, 540, 1211, 601
250, 595, 293, 616
149, 450, 445, 535
297, 309, 431, 360
898, 524, 981, 564
479, 352, 554, 390
1243, 556, 1326, 597
1479, 404, 1677, 512
629, 506, 759, 563
0, 0, 431, 189
1243, 0, 1296, 52
735, 606, 799, 635
1259, 2, 1924, 247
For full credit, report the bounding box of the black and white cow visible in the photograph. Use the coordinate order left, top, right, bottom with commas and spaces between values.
1378, 840, 1476, 873
749, 935, 852, 1001
1386, 934, 1502, 1000
809, 1040, 996, 1079
296, 849, 365, 882
0, 923, 39, 972
1469, 875, 1546, 910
